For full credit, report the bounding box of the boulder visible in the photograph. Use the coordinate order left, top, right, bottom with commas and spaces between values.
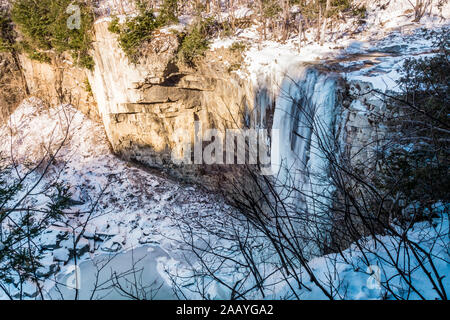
53, 248, 70, 263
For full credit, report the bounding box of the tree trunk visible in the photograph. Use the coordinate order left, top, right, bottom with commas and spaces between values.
281, 0, 290, 42
229, 0, 236, 32
316, 3, 322, 43
320, 0, 331, 46
298, 14, 303, 52
258, 0, 266, 41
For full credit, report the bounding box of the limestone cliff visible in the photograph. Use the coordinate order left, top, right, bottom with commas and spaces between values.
18, 53, 99, 121
4, 18, 398, 198
0, 51, 27, 123
88, 20, 257, 191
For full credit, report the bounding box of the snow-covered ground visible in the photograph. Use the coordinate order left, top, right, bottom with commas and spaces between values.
210, 0, 449, 92
162, 206, 449, 300
0, 99, 236, 299
295, 210, 449, 300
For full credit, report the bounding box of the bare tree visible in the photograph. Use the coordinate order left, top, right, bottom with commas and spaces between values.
163, 31, 449, 300
408, 0, 433, 22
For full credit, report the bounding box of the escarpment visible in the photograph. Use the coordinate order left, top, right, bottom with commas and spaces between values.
1, 18, 394, 201
87, 21, 259, 192
0, 51, 27, 122
17, 53, 99, 121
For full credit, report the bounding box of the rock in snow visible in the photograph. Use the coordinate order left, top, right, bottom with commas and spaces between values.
53, 248, 70, 263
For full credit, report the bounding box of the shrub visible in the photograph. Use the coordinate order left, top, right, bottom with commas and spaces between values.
108, 0, 181, 62
107, 2, 215, 65
331, 0, 352, 11
227, 63, 242, 73
352, 5, 367, 19
107, 17, 121, 34
0, 10, 15, 52
219, 20, 233, 37
379, 33, 449, 220
158, 0, 179, 25
177, 20, 211, 68
108, 4, 161, 62
261, 0, 281, 19
230, 41, 247, 53
84, 78, 92, 96
11, 0, 94, 69
27, 51, 52, 64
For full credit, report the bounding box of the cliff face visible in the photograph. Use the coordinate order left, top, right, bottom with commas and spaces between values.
1, 19, 261, 192
5, 18, 393, 198
87, 20, 258, 190
18, 53, 99, 121
0, 51, 26, 123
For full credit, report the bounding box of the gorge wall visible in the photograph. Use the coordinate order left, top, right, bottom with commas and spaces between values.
87, 21, 256, 190
1, 18, 387, 202
0, 51, 26, 123
18, 53, 99, 121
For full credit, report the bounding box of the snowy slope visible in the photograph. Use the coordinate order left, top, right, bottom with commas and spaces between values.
0, 99, 236, 299
210, 0, 449, 92
160, 202, 449, 300
293, 212, 449, 300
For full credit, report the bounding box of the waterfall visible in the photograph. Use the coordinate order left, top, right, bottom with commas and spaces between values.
268, 65, 339, 250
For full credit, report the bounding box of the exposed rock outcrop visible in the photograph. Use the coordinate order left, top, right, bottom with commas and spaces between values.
88, 21, 257, 191
7, 18, 396, 201
18, 54, 99, 121
0, 51, 27, 123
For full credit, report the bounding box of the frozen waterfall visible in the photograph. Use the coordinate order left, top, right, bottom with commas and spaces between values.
269, 66, 339, 238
